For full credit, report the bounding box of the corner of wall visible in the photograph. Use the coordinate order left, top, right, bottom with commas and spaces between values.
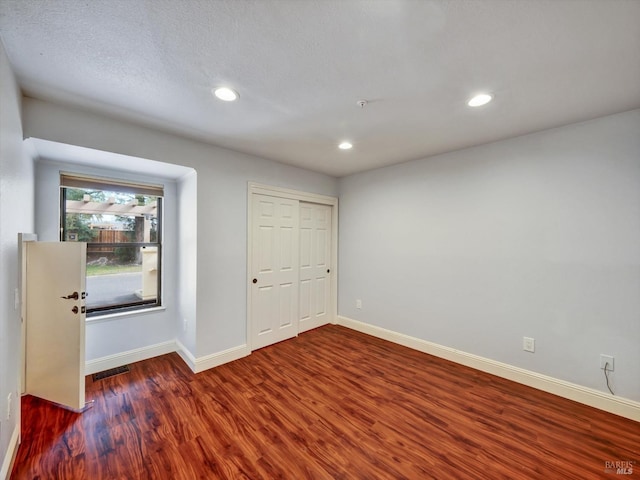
175, 338, 197, 373
176, 169, 197, 355
175, 338, 249, 375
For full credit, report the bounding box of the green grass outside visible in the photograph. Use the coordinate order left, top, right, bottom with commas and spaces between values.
86, 264, 142, 276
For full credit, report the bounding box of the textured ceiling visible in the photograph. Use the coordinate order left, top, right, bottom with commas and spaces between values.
1, 0, 639, 177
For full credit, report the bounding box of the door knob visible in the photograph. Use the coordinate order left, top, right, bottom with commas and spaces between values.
252, 278, 258, 284
71, 306, 79, 314
327, 269, 330, 273
61, 291, 79, 300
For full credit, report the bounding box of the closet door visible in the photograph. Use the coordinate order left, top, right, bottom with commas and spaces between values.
299, 203, 332, 333
250, 194, 300, 350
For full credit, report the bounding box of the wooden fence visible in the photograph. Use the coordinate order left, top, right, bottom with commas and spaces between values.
88, 230, 132, 254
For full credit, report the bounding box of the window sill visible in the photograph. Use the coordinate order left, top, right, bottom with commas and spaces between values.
86, 306, 166, 324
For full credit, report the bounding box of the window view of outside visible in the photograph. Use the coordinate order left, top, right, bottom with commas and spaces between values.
62, 187, 161, 314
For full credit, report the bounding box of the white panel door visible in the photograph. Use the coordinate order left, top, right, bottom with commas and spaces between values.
299, 202, 332, 333
25, 241, 86, 411
251, 194, 300, 350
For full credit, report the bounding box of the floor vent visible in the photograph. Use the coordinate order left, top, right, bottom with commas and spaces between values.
92, 365, 130, 381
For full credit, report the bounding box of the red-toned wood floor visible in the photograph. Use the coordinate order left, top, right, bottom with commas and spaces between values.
11, 325, 640, 479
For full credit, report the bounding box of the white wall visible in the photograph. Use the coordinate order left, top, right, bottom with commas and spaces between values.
0, 42, 34, 473
176, 170, 197, 354
34, 160, 180, 361
24, 98, 339, 359
339, 109, 640, 401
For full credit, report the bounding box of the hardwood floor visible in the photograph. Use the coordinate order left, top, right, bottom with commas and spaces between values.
11, 325, 639, 479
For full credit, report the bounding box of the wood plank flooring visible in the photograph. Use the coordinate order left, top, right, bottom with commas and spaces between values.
11, 325, 640, 479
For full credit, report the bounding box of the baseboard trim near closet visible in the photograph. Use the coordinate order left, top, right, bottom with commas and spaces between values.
176, 339, 250, 374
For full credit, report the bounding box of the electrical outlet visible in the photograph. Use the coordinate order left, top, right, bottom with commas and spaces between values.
14, 288, 19, 310
523, 337, 535, 353
600, 354, 614, 371
183, 318, 188, 332
356, 299, 362, 309
7, 392, 12, 420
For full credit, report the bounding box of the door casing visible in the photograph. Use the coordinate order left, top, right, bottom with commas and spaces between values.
19, 232, 37, 396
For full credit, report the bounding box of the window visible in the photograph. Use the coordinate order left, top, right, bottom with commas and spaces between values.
60, 174, 163, 316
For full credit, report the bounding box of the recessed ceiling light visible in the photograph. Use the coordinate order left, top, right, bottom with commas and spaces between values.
338, 141, 353, 150
213, 87, 239, 102
467, 93, 493, 107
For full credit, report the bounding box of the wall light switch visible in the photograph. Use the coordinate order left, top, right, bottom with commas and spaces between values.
356, 299, 362, 309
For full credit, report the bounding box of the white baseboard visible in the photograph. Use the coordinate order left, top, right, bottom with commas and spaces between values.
191, 344, 250, 374
175, 339, 197, 372
337, 316, 640, 422
1, 424, 19, 480
86, 338, 250, 377
85, 340, 177, 375
176, 340, 250, 374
